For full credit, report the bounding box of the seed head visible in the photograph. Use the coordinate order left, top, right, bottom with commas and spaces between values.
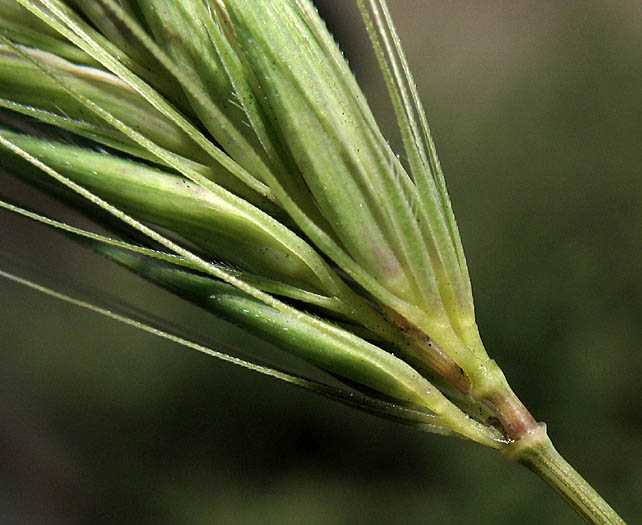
0, 0, 511, 444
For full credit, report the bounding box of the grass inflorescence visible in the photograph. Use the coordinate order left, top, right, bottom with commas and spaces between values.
0, 1, 627, 523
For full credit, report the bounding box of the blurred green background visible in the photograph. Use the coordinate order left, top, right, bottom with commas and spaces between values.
1, 1, 640, 523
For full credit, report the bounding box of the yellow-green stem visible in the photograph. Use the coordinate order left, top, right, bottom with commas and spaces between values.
501, 423, 626, 524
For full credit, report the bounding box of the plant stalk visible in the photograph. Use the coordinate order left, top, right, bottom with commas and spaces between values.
501, 423, 626, 524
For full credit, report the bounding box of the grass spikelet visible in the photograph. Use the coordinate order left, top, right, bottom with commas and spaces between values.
0, 1, 628, 523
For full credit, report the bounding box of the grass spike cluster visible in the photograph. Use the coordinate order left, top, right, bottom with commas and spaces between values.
0, 1, 626, 523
